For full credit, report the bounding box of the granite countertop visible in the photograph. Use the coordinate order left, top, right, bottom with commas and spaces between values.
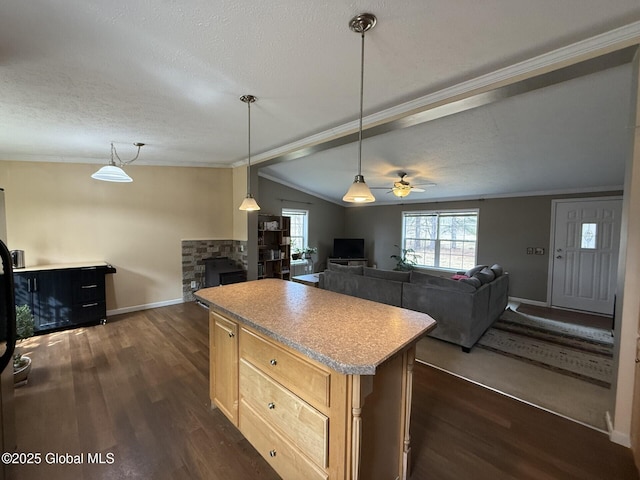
195, 279, 436, 375
15, 261, 113, 273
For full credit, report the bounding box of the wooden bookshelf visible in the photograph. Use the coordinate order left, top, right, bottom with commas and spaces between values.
257, 214, 291, 280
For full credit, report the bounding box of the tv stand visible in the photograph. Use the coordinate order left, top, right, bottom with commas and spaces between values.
328, 257, 367, 267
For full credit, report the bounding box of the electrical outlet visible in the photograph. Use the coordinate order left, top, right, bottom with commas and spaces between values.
526, 247, 534, 255
191, 281, 197, 289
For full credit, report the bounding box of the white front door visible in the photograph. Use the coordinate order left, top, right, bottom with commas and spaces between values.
551, 198, 622, 315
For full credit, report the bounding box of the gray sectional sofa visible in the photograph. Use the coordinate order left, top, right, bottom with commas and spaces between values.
319, 263, 509, 352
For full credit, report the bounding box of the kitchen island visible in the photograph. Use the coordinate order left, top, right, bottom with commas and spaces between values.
195, 279, 436, 480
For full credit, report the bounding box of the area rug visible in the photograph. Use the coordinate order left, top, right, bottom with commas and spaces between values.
476, 308, 614, 388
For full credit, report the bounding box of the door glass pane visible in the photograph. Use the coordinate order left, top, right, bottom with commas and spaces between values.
581, 223, 597, 249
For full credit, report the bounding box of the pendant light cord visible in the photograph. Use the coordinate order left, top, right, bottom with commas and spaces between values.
357, 30, 365, 177
110, 142, 144, 167
247, 99, 252, 194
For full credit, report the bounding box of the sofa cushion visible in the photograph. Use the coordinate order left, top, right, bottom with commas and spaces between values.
363, 267, 410, 283
327, 263, 364, 275
321, 270, 403, 307
465, 265, 488, 277
459, 276, 482, 289
474, 267, 496, 284
410, 270, 476, 293
490, 263, 504, 277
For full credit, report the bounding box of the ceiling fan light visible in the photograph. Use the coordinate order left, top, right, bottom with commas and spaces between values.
91, 165, 133, 182
239, 193, 261, 211
343, 175, 376, 203
392, 186, 411, 198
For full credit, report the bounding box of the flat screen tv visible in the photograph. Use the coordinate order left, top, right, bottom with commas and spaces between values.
333, 238, 365, 259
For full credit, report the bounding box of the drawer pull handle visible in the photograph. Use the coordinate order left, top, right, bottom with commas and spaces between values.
269, 450, 276, 458
268, 402, 275, 410
81, 284, 98, 289
82, 302, 98, 308
228, 331, 235, 338
269, 359, 277, 366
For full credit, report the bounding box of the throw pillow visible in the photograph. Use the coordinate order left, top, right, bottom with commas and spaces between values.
474, 267, 495, 284
363, 267, 410, 283
327, 263, 364, 275
490, 263, 504, 277
465, 265, 488, 277
451, 274, 469, 281
410, 270, 476, 293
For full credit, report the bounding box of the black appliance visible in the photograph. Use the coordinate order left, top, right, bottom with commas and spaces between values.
203, 257, 246, 287
332, 238, 365, 259
0, 239, 16, 467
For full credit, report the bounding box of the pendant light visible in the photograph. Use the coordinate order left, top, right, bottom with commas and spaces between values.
342, 13, 376, 204
91, 142, 144, 183
238, 94, 261, 211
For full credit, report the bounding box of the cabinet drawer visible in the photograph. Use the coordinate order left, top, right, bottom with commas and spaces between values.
239, 400, 328, 480
240, 328, 330, 408
72, 269, 105, 304
240, 359, 328, 468
71, 301, 106, 325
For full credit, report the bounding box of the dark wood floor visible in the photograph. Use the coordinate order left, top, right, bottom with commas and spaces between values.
8, 302, 638, 479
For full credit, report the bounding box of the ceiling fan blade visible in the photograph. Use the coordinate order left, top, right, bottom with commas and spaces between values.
411, 188, 426, 192
414, 183, 437, 188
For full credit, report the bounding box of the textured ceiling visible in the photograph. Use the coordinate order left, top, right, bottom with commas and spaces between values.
1, 1, 639, 203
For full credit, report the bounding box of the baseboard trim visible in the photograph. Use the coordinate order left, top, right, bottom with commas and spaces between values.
609, 426, 632, 448
508, 296, 548, 308
606, 396, 632, 449
107, 298, 184, 316
603, 410, 630, 448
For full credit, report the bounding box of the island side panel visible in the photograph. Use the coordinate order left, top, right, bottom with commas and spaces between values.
210, 311, 239, 425
358, 347, 414, 480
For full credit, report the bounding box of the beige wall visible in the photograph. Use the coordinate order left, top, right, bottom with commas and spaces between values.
0, 161, 233, 311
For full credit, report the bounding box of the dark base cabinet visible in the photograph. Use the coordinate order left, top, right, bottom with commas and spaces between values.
14, 264, 115, 334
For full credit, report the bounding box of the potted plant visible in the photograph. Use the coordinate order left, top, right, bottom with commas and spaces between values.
303, 247, 317, 259
13, 304, 35, 386
291, 240, 302, 260
390, 245, 418, 271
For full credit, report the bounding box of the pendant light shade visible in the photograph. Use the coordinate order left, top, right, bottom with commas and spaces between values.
239, 194, 260, 211
91, 142, 144, 183
91, 165, 133, 182
239, 94, 260, 211
342, 13, 376, 204
343, 175, 376, 203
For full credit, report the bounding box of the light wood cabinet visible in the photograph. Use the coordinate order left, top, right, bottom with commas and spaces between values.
210, 311, 239, 425
210, 309, 416, 480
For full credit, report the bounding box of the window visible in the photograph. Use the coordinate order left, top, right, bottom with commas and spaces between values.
282, 208, 308, 254
581, 223, 597, 249
402, 210, 478, 270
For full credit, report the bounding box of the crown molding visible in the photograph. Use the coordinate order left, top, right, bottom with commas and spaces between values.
251, 21, 640, 167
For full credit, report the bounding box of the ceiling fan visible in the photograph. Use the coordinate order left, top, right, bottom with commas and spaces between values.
372, 172, 436, 198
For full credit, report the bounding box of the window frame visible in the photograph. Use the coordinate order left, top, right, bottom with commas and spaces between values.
282, 208, 309, 256
401, 208, 479, 271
